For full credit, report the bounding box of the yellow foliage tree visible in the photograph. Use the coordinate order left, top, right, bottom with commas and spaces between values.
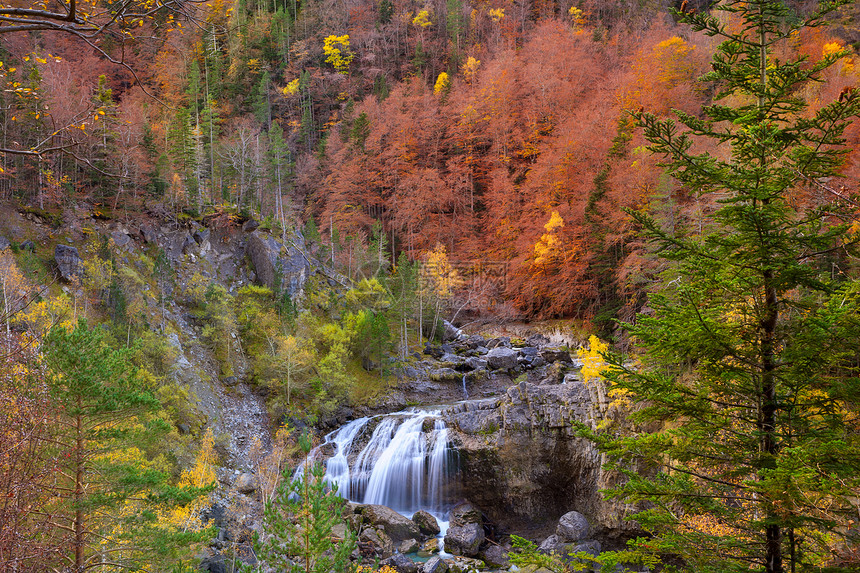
651, 36, 696, 87
532, 210, 564, 267
434, 72, 450, 96
162, 428, 217, 531
421, 244, 463, 341
461, 56, 480, 84
412, 9, 432, 28
323, 35, 354, 74
283, 78, 300, 96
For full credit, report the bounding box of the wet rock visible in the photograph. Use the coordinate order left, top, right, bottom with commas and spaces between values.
486, 347, 518, 370
412, 510, 441, 536
54, 244, 83, 282
234, 473, 257, 494
556, 511, 591, 542
447, 379, 633, 535
423, 556, 448, 573
359, 527, 394, 558
357, 504, 422, 542
400, 538, 421, 553
422, 538, 440, 553
443, 522, 484, 557
444, 555, 485, 573
381, 552, 419, 573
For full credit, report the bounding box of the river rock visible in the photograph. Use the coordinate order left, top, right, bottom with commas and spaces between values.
445, 556, 485, 573
556, 511, 591, 542
360, 527, 394, 557
412, 510, 441, 536
486, 347, 518, 370
357, 504, 422, 542
422, 538, 440, 553
54, 244, 83, 282
443, 522, 484, 557
400, 538, 420, 553
381, 552, 419, 573
423, 556, 448, 573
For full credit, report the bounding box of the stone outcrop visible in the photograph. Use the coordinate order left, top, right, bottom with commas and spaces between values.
443, 376, 635, 536
54, 244, 83, 282
245, 230, 311, 297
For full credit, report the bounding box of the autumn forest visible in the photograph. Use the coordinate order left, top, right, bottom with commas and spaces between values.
2, 0, 860, 571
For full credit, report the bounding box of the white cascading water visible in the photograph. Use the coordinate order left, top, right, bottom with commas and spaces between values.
301, 410, 455, 536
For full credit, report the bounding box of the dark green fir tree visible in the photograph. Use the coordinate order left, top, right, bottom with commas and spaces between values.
585, 2, 860, 573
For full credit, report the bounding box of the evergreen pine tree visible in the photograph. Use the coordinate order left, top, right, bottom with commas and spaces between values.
252, 434, 357, 573
41, 320, 209, 572
586, 2, 860, 573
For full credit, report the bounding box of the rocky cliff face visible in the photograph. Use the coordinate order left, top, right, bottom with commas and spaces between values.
443, 374, 636, 539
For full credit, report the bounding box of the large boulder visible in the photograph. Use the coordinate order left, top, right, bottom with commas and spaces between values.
54, 244, 83, 282
357, 504, 421, 542
412, 510, 440, 536
359, 527, 394, 558
556, 511, 591, 542
443, 522, 484, 557
486, 347, 518, 370
246, 231, 311, 297
479, 544, 510, 568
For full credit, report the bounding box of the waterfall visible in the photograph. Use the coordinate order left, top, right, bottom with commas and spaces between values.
301, 409, 456, 526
